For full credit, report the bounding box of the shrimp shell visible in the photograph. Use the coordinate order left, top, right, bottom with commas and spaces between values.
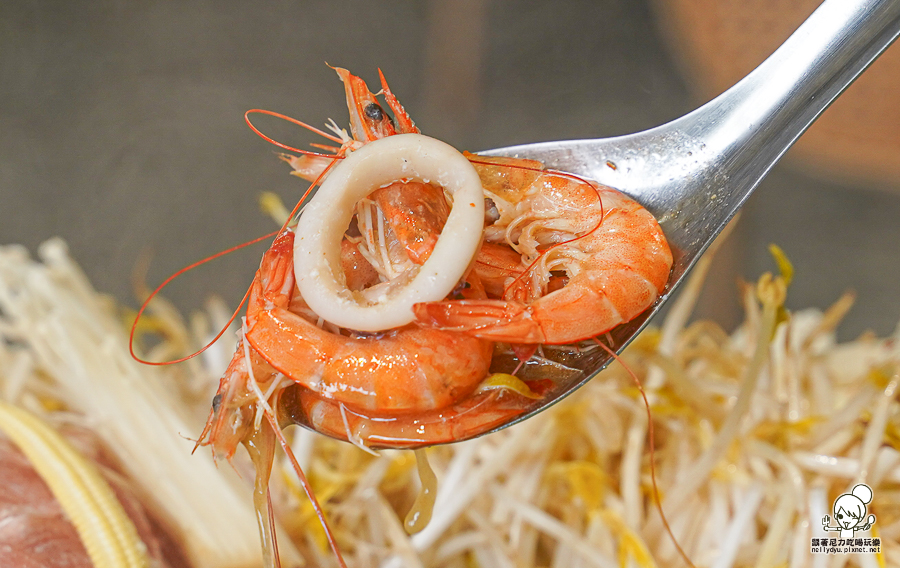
414, 165, 673, 344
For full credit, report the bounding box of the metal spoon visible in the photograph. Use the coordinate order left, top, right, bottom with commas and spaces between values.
474, 0, 900, 435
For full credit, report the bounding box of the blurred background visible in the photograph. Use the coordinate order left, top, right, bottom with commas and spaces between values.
2, 0, 899, 341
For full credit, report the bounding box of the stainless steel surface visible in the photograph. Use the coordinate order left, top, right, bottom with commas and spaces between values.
477, 0, 900, 435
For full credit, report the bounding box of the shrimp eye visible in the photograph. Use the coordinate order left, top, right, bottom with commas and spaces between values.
364, 103, 386, 121
212, 393, 223, 412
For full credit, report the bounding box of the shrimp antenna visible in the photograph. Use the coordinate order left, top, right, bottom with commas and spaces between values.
265, 410, 349, 568
130, 156, 340, 367
592, 338, 697, 568
245, 109, 345, 157
128, 231, 279, 366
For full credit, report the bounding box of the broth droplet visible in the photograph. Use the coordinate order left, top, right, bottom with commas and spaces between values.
404, 448, 438, 534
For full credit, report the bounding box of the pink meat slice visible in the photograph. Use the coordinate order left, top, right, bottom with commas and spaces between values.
0, 427, 179, 568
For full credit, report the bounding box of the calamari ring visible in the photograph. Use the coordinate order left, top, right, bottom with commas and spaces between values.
294, 133, 485, 332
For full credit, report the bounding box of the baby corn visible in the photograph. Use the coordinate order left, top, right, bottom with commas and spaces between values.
0, 400, 149, 568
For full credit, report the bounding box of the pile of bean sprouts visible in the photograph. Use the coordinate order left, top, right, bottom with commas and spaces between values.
1, 234, 898, 568
0, 239, 295, 568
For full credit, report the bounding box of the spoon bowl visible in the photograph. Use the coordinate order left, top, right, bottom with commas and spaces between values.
470, 0, 900, 437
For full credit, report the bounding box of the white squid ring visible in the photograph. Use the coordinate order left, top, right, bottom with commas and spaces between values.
294, 133, 484, 332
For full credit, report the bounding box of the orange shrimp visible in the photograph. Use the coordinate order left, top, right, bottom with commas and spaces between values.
472, 241, 528, 299
289, 387, 528, 449
200, 230, 493, 457
194, 74, 496, 568
181, 64, 678, 568
414, 158, 674, 344
251, 232, 493, 412
368, 181, 451, 265
196, 204, 492, 568
200, 67, 535, 450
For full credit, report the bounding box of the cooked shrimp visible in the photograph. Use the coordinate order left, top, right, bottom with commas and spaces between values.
368, 180, 451, 265
197, 208, 495, 568
472, 241, 528, 299
414, 158, 673, 344
179, 63, 675, 568
340, 237, 381, 291
198, 335, 272, 462
254, 67, 484, 332
289, 387, 527, 449
205, 229, 491, 423
201, 68, 505, 457
188, 67, 558, 568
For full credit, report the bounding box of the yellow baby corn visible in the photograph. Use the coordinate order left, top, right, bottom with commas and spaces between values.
0, 400, 150, 568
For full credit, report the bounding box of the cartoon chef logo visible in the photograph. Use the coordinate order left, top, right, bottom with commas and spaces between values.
822, 484, 876, 539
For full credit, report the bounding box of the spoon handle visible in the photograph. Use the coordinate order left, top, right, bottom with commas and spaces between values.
483, 0, 900, 293
471, 0, 900, 439
696, 0, 900, 194
622, 0, 900, 278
